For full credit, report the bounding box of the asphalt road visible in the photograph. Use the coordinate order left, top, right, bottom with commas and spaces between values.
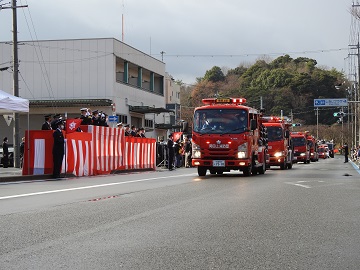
1, 156, 360, 269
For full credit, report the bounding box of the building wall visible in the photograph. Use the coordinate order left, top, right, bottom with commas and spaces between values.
0, 38, 172, 141
0, 39, 115, 100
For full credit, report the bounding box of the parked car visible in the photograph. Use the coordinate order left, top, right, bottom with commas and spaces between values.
0, 144, 14, 167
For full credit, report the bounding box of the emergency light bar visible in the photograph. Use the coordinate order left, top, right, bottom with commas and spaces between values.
202, 97, 247, 105
262, 116, 292, 124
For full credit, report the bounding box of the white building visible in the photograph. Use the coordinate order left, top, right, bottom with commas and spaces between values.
0, 38, 179, 142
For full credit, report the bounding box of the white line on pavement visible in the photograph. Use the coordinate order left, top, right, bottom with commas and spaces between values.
0, 173, 197, 200
284, 182, 311, 189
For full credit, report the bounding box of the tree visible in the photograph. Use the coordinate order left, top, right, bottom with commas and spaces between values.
184, 55, 347, 127
203, 66, 225, 82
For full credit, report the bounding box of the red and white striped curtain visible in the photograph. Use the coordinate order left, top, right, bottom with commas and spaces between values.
23, 126, 156, 176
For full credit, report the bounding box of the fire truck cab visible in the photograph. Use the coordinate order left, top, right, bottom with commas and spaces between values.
191, 97, 268, 176
306, 132, 318, 162
291, 132, 310, 164
262, 116, 293, 170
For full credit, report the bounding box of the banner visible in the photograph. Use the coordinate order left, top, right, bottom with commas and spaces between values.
22, 126, 156, 177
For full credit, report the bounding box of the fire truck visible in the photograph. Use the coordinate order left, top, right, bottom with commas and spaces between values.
290, 131, 310, 164
306, 132, 318, 162
191, 97, 268, 176
262, 116, 293, 170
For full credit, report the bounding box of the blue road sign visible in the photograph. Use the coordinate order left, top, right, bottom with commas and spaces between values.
314, 98, 348, 107
108, 115, 119, 122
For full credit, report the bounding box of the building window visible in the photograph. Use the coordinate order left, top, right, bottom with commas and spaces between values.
117, 114, 128, 124
145, 119, 153, 128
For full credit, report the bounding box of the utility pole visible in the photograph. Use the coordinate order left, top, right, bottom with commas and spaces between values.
315, 108, 319, 139
160, 51, 165, 62
1, 0, 28, 168
349, 38, 360, 146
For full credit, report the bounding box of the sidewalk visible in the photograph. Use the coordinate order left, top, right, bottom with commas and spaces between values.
0, 166, 171, 183
0, 167, 51, 182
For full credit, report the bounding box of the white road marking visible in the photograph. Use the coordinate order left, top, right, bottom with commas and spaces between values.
0, 173, 197, 201
285, 182, 311, 189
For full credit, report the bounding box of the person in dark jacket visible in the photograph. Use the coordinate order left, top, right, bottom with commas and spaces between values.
2, 137, 9, 168
343, 142, 349, 163
130, 125, 137, 136
167, 134, 174, 170
80, 108, 92, 125
41, 114, 52, 130
50, 114, 61, 130
52, 120, 65, 178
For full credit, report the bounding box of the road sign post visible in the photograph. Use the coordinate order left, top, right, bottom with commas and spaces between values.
108, 115, 119, 128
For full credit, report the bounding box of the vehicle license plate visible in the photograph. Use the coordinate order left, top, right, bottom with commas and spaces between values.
209, 144, 229, 149
213, 160, 225, 167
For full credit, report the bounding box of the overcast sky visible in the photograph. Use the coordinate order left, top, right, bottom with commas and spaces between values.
0, 0, 356, 84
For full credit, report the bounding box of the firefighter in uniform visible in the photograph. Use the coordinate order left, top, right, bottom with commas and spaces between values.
41, 114, 52, 130
52, 119, 65, 178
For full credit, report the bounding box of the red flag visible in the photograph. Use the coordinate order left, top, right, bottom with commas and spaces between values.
66, 118, 82, 134
172, 132, 183, 142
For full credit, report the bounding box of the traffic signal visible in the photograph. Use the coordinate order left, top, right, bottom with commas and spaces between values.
292, 123, 301, 127
333, 112, 345, 117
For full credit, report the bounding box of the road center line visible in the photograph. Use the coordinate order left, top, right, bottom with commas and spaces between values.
285, 182, 311, 189
0, 173, 197, 200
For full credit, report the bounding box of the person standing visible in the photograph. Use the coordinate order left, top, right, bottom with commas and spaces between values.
139, 127, 146, 138
52, 120, 65, 178
41, 114, 52, 130
2, 137, 9, 168
130, 125, 137, 136
20, 137, 25, 168
343, 142, 349, 163
167, 134, 174, 170
124, 124, 131, 136
50, 114, 61, 130
184, 138, 192, 168
80, 108, 92, 125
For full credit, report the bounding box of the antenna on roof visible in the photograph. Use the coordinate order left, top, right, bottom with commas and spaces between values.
122, 0, 125, 42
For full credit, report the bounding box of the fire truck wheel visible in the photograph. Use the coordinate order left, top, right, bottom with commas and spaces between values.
258, 162, 266, 174
280, 162, 286, 170
243, 165, 252, 176
287, 162, 293, 169
198, 166, 207, 176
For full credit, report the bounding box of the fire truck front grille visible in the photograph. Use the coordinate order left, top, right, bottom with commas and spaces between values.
203, 149, 236, 159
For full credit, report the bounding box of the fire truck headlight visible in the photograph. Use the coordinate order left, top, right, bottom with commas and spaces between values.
300, 153, 306, 156
193, 150, 201, 159
310, 153, 314, 156
274, 151, 284, 157
237, 143, 248, 159
192, 143, 201, 159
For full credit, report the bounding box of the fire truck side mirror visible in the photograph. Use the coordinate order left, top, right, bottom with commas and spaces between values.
284, 130, 290, 139
182, 121, 188, 133
250, 119, 257, 130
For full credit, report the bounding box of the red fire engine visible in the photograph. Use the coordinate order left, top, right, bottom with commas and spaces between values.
191, 97, 268, 176
290, 131, 310, 164
305, 132, 318, 162
262, 116, 293, 170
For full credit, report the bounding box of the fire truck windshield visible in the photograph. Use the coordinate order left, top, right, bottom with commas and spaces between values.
193, 109, 248, 134
292, 137, 306, 146
267, 126, 283, 142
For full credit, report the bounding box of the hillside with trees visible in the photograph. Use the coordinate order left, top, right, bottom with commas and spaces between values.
179, 55, 350, 145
